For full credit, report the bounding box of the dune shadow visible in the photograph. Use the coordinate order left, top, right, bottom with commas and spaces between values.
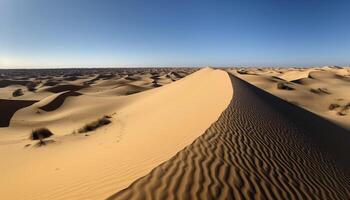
232, 75, 350, 169
45, 84, 87, 93
0, 79, 33, 88
0, 99, 38, 127
39, 91, 82, 112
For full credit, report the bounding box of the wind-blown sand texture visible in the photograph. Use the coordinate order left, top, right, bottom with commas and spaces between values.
0, 68, 232, 200
1, 67, 350, 200
230, 66, 350, 129
107, 73, 350, 200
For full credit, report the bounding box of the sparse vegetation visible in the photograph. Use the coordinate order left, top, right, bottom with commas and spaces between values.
338, 103, 350, 116
277, 82, 294, 90
78, 116, 111, 133
152, 80, 161, 87
125, 90, 140, 95
12, 88, 23, 97
329, 103, 340, 110
30, 128, 54, 146
237, 70, 249, 74
310, 88, 330, 95
328, 102, 350, 116
26, 82, 37, 92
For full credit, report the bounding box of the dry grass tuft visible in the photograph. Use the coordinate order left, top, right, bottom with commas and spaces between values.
78, 116, 112, 133
329, 103, 340, 110
277, 82, 294, 90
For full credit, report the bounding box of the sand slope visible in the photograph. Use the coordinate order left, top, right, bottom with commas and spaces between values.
0, 99, 38, 127
231, 67, 350, 129
108, 74, 350, 200
0, 68, 232, 200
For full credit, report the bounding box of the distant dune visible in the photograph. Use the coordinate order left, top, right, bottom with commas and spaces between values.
231, 66, 350, 129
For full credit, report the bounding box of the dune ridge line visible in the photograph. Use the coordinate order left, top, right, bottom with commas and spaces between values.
107, 72, 350, 200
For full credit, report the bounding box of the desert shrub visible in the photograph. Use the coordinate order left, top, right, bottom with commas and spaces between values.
26, 82, 37, 92
126, 90, 140, 95
152, 80, 161, 87
338, 103, 350, 116
78, 116, 111, 133
345, 103, 350, 109
329, 103, 340, 110
30, 128, 54, 146
277, 82, 294, 90
338, 109, 348, 116
237, 70, 248, 74
310, 88, 330, 95
12, 88, 23, 97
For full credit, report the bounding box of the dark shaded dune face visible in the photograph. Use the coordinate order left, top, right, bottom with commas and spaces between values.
39, 91, 81, 112
63, 76, 79, 81
336, 74, 350, 82
45, 84, 87, 93
108, 74, 350, 200
150, 75, 160, 80
84, 74, 117, 85
97, 73, 116, 80
170, 71, 184, 78
0, 80, 33, 88
0, 99, 38, 127
308, 71, 350, 84
125, 76, 142, 81
270, 76, 285, 81
43, 80, 60, 86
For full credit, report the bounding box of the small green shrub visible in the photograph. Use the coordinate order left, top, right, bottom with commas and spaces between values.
12, 88, 23, 97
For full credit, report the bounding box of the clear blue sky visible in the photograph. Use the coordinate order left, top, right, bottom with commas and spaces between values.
1, 0, 350, 68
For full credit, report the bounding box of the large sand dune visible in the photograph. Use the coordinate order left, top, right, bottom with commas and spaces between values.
108, 73, 350, 200
1, 67, 349, 200
0, 68, 232, 200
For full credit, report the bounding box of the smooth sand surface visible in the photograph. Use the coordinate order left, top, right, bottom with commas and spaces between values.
108, 73, 350, 200
230, 66, 350, 129
0, 68, 232, 200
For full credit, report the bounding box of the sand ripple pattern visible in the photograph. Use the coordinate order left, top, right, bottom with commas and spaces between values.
108, 74, 350, 200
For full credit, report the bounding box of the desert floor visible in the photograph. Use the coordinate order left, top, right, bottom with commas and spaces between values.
0, 67, 349, 200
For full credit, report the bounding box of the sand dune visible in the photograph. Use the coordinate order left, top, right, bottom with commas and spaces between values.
0, 79, 33, 88
0, 99, 38, 127
1, 67, 349, 200
39, 91, 82, 112
108, 74, 350, 200
0, 68, 231, 200
44, 84, 87, 93
231, 67, 350, 129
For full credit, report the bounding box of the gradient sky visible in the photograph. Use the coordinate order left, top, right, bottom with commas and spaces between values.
1, 0, 350, 68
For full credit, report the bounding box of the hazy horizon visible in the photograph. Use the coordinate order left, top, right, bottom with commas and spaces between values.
1, 0, 350, 68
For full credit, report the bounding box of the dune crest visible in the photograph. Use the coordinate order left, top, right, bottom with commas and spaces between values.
0, 68, 232, 200
108, 74, 350, 200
